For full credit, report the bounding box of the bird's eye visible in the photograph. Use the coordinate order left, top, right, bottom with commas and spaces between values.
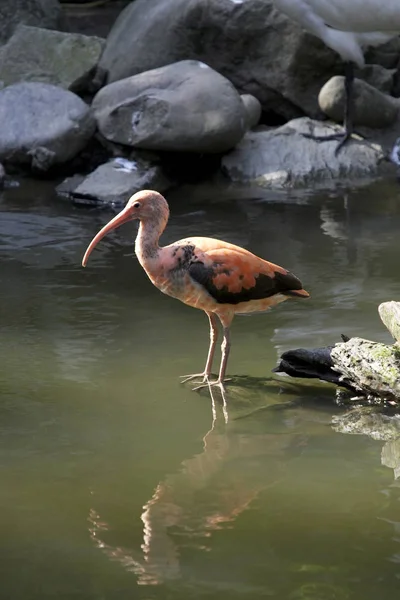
133, 202, 141, 209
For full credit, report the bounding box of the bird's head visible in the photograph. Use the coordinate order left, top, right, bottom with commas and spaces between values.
81, 189, 169, 267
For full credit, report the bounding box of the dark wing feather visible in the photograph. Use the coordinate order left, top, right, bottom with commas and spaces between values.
189, 249, 306, 305
273, 271, 307, 297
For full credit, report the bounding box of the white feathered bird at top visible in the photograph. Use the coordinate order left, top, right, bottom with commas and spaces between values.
271, 0, 400, 150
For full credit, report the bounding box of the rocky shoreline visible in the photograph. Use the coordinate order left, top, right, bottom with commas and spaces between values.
1, 0, 400, 205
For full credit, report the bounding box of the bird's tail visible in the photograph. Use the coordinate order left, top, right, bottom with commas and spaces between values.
286, 288, 310, 298
323, 29, 365, 67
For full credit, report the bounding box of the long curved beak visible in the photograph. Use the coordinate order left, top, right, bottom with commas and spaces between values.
82, 206, 133, 267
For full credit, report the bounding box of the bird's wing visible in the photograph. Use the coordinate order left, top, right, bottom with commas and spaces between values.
188, 246, 308, 305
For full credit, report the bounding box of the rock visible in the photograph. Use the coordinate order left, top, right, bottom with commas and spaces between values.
369, 38, 400, 98
0, 25, 105, 92
0, 82, 95, 170
359, 65, 396, 95
28, 146, 57, 171
319, 77, 399, 129
221, 118, 388, 188
330, 337, 400, 400
92, 60, 248, 153
56, 173, 85, 196
0, 0, 62, 45
97, 0, 343, 120
57, 156, 170, 207
366, 37, 400, 70
275, 299, 400, 403
378, 301, 400, 344
241, 94, 262, 129
0, 162, 5, 188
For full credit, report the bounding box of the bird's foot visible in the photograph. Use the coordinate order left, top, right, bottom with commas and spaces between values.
302, 130, 364, 155
179, 372, 209, 384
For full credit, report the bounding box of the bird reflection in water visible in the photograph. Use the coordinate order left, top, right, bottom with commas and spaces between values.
87, 390, 307, 585
87, 389, 400, 585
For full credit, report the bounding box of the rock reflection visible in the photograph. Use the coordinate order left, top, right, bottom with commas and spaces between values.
332, 406, 400, 479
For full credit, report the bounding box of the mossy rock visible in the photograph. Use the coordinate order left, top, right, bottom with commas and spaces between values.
331, 337, 400, 400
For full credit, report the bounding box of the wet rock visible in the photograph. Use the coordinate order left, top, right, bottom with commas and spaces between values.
92, 60, 248, 153
221, 118, 387, 188
97, 0, 344, 120
0, 26, 105, 92
56, 174, 85, 197
0, 82, 95, 170
319, 77, 399, 129
57, 156, 170, 207
0, 0, 62, 45
241, 94, 262, 130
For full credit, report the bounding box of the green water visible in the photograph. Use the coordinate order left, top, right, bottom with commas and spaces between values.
1, 178, 400, 599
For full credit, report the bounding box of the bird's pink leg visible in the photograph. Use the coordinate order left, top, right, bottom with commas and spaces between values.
180, 312, 219, 384
217, 326, 231, 383
192, 313, 233, 393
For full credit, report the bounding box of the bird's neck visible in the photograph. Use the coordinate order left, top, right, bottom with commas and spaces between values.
135, 217, 165, 269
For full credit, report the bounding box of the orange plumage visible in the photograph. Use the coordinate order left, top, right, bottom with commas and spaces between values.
82, 190, 309, 392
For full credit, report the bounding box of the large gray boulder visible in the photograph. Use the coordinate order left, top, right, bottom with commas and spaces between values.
97, 0, 339, 119
0, 0, 62, 45
0, 25, 105, 90
92, 60, 249, 153
0, 82, 95, 169
221, 118, 390, 188
97, 0, 399, 121
57, 156, 170, 207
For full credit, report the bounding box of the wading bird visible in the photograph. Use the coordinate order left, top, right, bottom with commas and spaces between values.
82, 190, 309, 392
272, 0, 400, 150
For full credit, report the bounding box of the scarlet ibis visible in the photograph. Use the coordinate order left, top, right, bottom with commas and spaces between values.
272, 0, 400, 151
82, 190, 309, 392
